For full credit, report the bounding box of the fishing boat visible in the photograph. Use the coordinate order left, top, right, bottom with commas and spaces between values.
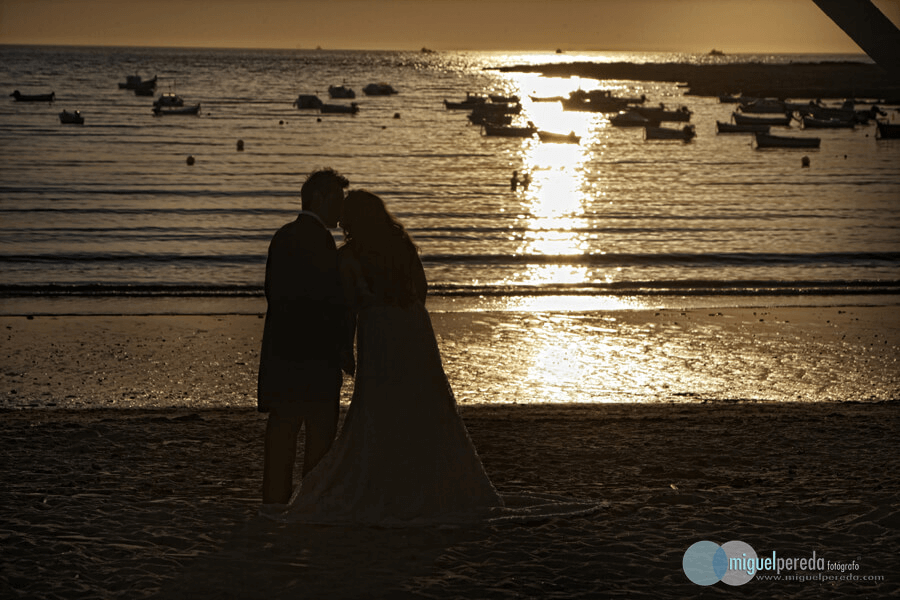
153, 92, 184, 108
876, 120, 900, 139
468, 112, 512, 126
328, 85, 356, 99
482, 122, 536, 137
610, 111, 658, 128
443, 93, 487, 109
562, 89, 634, 113
320, 102, 359, 114
362, 83, 398, 96
801, 116, 855, 129
118, 75, 157, 90
293, 94, 323, 109
489, 94, 520, 103
537, 130, 580, 144
152, 103, 201, 116
529, 95, 566, 103
754, 132, 820, 149
58, 110, 84, 124
732, 113, 792, 127
738, 99, 787, 114
716, 121, 769, 134
10, 90, 55, 102
633, 105, 692, 122
644, 125, 696, 141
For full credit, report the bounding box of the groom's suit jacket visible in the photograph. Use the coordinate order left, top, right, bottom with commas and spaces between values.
257, 211, 345, 412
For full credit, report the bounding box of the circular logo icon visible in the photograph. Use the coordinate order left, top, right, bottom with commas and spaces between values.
683, 540, 757, 586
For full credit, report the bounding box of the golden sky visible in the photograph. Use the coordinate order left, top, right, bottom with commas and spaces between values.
1, 0, 898, 52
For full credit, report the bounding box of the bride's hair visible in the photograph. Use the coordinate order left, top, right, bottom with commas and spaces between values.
341, 190, 416, 250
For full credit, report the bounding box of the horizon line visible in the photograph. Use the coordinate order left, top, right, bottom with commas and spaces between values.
0, 42, 871, 56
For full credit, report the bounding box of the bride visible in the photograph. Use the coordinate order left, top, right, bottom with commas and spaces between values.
274, 189, 503, 525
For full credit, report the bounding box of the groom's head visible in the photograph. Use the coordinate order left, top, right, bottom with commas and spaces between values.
301, 168, 349, 228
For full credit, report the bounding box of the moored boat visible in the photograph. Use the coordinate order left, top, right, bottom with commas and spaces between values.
738, 99, 787, 114
444, 93, 487, 109
716, 121, 769, 134
610, 111, 659, 128
10, 90, 55, 102
482, 122, 536, 137
537, 130, 580, 143
561, 89, 634, 113
362, 83, 398, 96
153, 92, 184, 108
733, 112, 792, 127
118, 75, 157, 90
754, 132, 820, 149
489, 93, 520, 103
152, 103, 201, 116
633, 104, 692, 122
328, 85, 356, 99
801, 116, 855, 129
320, 102, 359, 114
293, 94, 323, 109
876, 120, 900, 139
529, 95, 566, 103
58, 109, 84, 124
644, 125, 696, 141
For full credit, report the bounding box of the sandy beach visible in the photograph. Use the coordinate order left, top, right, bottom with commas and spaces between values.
2, 306, 899, 598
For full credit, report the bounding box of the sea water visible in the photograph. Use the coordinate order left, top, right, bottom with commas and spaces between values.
1, 45, 899, 316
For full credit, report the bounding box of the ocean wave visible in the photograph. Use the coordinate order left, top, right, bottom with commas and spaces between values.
2, 280, 897, 299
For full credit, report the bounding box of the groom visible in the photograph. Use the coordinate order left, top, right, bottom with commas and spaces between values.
258, 167, 354, 504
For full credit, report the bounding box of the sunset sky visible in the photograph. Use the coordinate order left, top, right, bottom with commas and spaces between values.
1, 0, 899, 53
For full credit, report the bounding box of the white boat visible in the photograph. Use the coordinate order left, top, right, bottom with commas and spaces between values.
754, 132, 820, 149
644, 125, 696, 141
59, 109, 84, 124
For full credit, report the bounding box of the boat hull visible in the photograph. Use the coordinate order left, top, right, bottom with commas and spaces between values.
754, 133, 820, 149
716, 121, 769, 133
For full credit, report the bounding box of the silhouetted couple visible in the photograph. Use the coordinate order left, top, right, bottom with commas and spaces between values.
257, 168, 501, 524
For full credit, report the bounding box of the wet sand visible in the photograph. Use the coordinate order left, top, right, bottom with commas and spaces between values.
1, 306, 899, 598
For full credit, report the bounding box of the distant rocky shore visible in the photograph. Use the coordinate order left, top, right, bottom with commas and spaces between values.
498, 61, 900, 101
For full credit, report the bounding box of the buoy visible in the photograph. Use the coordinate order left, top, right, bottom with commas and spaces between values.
801, 156, 810, 168
393, 112, 400, 119
237, 139, 244, 151
186, 155, 195, 166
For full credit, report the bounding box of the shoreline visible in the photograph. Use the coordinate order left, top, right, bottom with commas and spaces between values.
2, 304, 898, 410
497, 61, 900, 99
